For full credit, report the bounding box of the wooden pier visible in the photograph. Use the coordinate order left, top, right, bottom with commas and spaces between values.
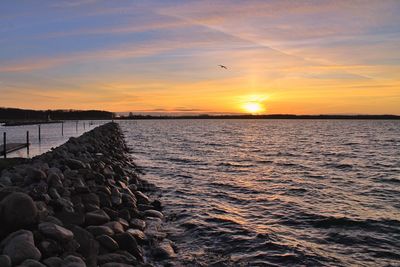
0, 143, 29, 156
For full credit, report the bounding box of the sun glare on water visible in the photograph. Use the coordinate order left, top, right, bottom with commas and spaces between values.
243, 102, 264, 114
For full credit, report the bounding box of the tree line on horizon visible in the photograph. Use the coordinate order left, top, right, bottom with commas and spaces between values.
0, 107, 114, 121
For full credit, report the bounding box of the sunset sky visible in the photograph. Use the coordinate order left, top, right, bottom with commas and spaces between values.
0, 0, 399, 114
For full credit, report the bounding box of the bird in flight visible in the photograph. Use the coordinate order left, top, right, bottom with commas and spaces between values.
218, 65, 228, 69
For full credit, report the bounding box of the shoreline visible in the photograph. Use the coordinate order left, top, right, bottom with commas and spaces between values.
0, 122, 175, 266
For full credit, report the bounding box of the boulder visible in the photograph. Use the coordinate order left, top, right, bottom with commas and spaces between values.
65, 159, 86, 170
86, 226, 114, 237
0, 254, 11, 267
0, 193, 37, 232
96, 235, 119, 251
19, 259, 46, 267
68, 226, 98, 267
103, 222, 124, 234
129, 219, 145, 231
152, 239, 176, 259
42, 257, 62, 267
85, 210, 110, 225
61, 255, 86, 267
1, 230, 41, 265
113, 233, 143, 262
38, 222, 74, 242
97, 253, 137, 265
144, 210, 163, 219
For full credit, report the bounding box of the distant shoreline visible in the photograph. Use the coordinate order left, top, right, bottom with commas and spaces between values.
116, 114, 400, 120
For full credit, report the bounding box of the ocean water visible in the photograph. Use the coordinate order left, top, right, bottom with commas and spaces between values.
119, 119, 400, 267
0, 120, 108, 158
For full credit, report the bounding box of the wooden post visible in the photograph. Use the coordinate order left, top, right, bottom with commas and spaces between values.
26, 131, 30, 156
38, 124, 41, 142
3, 132, 6, 159
61, 122, 64, 136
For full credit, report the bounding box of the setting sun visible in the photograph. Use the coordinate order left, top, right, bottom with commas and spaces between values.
243, 102, 265, 114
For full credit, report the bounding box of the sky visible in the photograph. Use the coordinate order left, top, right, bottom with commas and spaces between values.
0, 0, 399, 114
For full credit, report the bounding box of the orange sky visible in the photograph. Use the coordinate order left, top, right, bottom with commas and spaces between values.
0, 1, 399, 114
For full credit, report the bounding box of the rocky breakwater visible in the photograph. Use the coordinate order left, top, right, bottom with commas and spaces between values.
0, 122, 176, 267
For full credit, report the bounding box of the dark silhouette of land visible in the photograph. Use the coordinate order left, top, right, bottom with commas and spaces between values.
118, 114, 400, 120
0, 108, 114, 123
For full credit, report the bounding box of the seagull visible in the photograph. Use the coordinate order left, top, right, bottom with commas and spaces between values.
218, 65, 228, 69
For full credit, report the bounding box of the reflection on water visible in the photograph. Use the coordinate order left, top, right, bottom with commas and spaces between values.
0, 121, 109, 158
120, 119, 400, 266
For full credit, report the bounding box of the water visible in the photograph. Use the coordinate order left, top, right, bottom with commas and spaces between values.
0, 120, 109, 158
119, 119, 400, 266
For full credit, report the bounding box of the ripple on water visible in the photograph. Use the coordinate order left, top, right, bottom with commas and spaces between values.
120, 120, 400, 266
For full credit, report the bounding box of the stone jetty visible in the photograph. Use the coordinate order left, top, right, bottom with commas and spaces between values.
0, 123, 176, 267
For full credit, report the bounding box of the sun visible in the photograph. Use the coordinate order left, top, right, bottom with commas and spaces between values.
243, 102, 265, 114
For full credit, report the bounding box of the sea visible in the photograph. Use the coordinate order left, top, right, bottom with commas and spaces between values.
119, 119, 400, 267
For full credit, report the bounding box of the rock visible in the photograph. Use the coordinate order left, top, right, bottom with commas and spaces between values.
111, 188, 122, 206
61, 255, 86, 267
48, 173, 63, 189
65, 159, 86, 170
85, 209, 110, 225
68, 226, 98, 267
25, 168, 47, 184
134, 191, 150, 205
0, 255, 11, 267
96, 235, 119, 251
152, 240, 176, 259
42, 257, 62, 267
103, 221, 124, 234
38, 222, 74, 242
126, 229, 145, 243
144, 209, 164, 219
100, 263, 133, 267
151, 199, 162, 211
129, 219, 146, 231
97, 253, 137, 265
0, 192, 38, 232
38, 240, 61, 258
1, 230, 41, 265
114, 233, 143, 262
55, 210, 85, 225
19, 259, 46, 267
86, 226, 114, 237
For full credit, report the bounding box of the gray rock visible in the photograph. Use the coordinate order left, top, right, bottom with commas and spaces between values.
86, 226, 114, 237
126, 229, 145, 243
69, 226, 98, 267
65, 159, 86, 170
100, 263, 132, 267
42, 257, 62, 267
144, 209, 164, 219
19, 259, 46, 267
38, 222, 74, 242
134, 191, 150, 205
103, 221, 124, 234
152, 240, 176, 259
96, 235, 119, 251
129, 219, 146, 231
97, 253, 137, 265
85, 209, 110, 225
0, 254, 11, 267
114, 233, 143, 262
61, 255, 86, 267
1, 230, 41, 265
0, 192, 38, 232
